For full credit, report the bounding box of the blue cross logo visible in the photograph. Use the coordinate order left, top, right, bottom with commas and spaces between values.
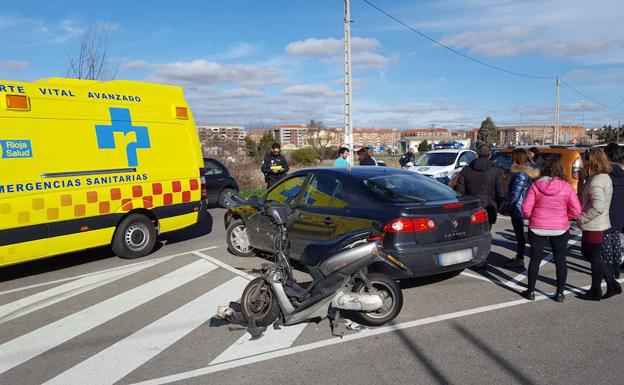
95, 107, 150, 167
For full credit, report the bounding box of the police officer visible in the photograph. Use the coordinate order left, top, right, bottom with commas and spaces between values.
399, 147, 416, 168
261, 143, 289, 188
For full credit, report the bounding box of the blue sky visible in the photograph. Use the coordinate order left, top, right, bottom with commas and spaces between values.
1, 0, 623, 129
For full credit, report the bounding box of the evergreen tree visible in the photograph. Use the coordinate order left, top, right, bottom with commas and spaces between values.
476, 117, 499, 147
418, 140, 431, 152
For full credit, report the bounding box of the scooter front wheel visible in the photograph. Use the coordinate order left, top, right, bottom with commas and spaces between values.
352, 273, 403, 326
241, 278, 280, 327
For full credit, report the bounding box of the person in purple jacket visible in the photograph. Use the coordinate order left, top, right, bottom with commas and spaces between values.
521, 158, 582, 302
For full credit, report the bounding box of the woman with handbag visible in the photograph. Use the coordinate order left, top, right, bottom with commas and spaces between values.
521, 158, 581, 302
504, 148, 539, 268
577, 148, 621, 300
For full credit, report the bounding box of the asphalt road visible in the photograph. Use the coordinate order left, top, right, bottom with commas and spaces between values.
1, 208, 623, 385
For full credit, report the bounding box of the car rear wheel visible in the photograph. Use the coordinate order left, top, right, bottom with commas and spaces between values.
218, 188, 237, 208
226, 219, 255, 257
112, 214, 157, 259
352, 273, 403, 326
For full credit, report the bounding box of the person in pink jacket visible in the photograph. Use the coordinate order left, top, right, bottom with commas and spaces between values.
521, 158, 582, 302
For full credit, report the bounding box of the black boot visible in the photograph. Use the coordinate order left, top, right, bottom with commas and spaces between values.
554, 292, 565, 303
522, 290, 535, 301
578, 288, 602, 301
603, 279, 622, 299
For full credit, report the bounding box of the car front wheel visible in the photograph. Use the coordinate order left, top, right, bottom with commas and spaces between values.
226, 219, 255, 257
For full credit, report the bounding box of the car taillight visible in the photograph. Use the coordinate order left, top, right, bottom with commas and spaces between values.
199, 168, 207, 200
470, 209, 488, 224
572, 157, 582, 180
383, 218, 436, 233
443, 202, 464, 209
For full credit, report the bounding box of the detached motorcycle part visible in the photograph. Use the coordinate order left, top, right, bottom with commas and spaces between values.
351, 273, 403, 326
241, 278, 281, 327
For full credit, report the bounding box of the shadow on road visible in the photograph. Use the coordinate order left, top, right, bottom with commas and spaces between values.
451, 322, 537, 385
392, 324, 456, 384
159, 212, 214, 245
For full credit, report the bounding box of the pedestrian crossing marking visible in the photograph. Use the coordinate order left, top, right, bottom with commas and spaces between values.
44, 276, 248, 385
0, 260, 217, 375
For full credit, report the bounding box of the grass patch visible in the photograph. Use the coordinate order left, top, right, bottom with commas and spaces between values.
238, 188, 266, 198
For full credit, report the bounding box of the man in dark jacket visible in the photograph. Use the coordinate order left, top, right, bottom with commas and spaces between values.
261, 143, 289, 188
399, 147, 416, 168
455, 144, 506, 226
528, 147, 544, 170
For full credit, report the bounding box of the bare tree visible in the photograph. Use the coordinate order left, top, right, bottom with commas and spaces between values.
67, 24, 118, 80
304, 119, 335, 160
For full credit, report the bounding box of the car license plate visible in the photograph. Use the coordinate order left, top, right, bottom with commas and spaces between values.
437, 249, 473, 266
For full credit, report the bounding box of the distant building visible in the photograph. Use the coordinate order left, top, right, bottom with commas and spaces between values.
245, 129, 272, 143
272, 125, 308, 149
196, 124, 244, 154
353, 128, 401, 149
498, 125, 587, 146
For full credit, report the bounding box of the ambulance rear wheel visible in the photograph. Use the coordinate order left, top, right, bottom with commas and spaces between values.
113, 214, 157, 259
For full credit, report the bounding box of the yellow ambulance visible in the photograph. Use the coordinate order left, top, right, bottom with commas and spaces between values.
0, 78, 207, 267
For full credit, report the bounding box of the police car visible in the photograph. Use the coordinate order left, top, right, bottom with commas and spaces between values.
408, 149, 477, 185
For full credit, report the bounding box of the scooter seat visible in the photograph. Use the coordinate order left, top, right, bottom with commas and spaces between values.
300, 229, 372, 267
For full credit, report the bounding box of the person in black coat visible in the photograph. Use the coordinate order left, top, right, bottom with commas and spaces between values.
504, 148, 540, 268
399, 147, 416, 168
603, 143, 624, 279
261, 143, 289, 188
455, 144, 506, 226
357, 147, 377, 166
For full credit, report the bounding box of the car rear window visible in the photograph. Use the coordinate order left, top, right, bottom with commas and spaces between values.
492, 152, 562, 171
362, 173, 457, 203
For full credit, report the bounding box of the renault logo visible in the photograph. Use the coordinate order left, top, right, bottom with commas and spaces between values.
451, 220, 459, 229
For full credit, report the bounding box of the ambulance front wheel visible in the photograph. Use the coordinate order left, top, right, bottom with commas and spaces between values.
112, 214, 157, 259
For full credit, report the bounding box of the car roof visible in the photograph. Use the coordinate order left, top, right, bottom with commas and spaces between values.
499, 147, 584, 154
426, 149, 473, 154
291, 166, 415, 179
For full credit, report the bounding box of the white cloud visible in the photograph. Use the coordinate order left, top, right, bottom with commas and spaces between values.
285, 36, 393, 70
285, 37, 380, 56
0, 60, 28, 71
147, 59, 287, 87
416, 0, 624, 63
211, 42, 262, 60
121, 59, 151, 70
282, 84, 341, 97
222, 87, 265, 98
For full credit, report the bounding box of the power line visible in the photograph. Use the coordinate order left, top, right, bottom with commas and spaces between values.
361, 0, 624, 114
361, 0, 555, 80
561, 79, 624, 112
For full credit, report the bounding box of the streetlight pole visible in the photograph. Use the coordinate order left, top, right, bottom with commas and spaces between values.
343, 0, 354, 165
554, 76, 560, 145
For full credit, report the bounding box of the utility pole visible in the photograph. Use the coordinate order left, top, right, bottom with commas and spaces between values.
343, 0, 354, 165
554, 76, 560, 145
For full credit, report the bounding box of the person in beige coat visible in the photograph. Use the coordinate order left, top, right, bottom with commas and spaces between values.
577, 148, 621, 300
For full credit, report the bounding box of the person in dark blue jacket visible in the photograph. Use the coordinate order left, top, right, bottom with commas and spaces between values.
603, 143, 624, 280
505, 148, 539, 268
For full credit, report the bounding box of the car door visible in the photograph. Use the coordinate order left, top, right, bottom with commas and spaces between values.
246, 175, 308, 252
203, 158, 226, 203
288, 174, 350, 260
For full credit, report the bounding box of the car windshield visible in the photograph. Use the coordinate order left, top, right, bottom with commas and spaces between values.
362, 173, 458, 203
415, 153, 457, 167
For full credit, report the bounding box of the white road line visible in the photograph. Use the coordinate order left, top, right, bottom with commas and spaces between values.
210, 323, 308, 365
0, 258, 166, 324
0, 246, 218, 297
0, 260, 217, 375
44, 276, 248, 385
459, 271, 493, 283
193, 251, 255, 280
132, 278, 624, 385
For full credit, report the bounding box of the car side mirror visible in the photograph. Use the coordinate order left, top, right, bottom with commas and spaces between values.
247, 195, 262, 208
458, 161, 467, 168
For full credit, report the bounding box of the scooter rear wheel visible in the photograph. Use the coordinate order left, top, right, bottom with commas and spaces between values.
241, 278, 280, 327
352, 273, 403, 326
